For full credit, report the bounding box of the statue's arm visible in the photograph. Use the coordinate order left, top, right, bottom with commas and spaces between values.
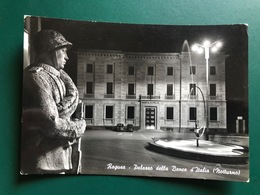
27, 73, 86, 139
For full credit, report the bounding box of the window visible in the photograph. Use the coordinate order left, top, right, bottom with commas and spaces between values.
167, 67, 173, 76
189, 107, 197, 121
128, 66, 135, 75
190, 66, 196, 75
128, 83, 135, 95
86, 82, 93, 94
85, 105, 93, 119
107, 82, 113, 94
147, 84, 153, 95
106, 106, 113, 119
86, 64, 93, 73
166, 107, 174, 120
167, 84, 173, 95
107, 64, 113, 74
127, 106, 135, 119
148, 66, 154, 75
210, 66, 216, 75
190, 83, 196, 95
210, 107, 218, 121
210, 84, 216, 96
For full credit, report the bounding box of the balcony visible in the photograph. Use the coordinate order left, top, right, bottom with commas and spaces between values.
104, 94, 115, 98
126, 95, 137, 99
84, 94, 95, 98
188, 94, 198, 100
209, 95, 219, 100
165, 94, 175, 100
141, 95, 160, 100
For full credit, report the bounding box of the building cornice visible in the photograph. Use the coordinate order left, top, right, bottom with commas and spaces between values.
76, 49, 181, 60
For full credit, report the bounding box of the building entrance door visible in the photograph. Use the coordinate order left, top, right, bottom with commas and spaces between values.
145, 107, 156, 129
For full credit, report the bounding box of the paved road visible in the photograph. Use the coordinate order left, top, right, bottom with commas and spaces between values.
80, 129, 249, 182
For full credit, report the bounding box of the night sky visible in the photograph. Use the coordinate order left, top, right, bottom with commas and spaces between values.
39, 17, 248, 132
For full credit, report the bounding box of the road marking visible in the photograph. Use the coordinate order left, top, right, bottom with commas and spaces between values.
129, 134, 133, 136
118, 133, 122, 135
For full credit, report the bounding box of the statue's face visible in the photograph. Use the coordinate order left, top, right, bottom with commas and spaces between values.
53, 47, 69, 70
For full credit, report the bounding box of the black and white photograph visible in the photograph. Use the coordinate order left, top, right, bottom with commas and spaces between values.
21, 16, 248, 182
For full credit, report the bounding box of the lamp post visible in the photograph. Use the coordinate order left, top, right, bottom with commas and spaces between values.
191, 40, 222, 139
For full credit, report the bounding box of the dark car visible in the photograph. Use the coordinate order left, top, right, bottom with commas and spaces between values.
116, 123, 125, 131
126, 124, 134, 132
115, 124, 134, 132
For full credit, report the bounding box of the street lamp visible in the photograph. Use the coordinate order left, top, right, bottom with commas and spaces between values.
191, 40, 222, 139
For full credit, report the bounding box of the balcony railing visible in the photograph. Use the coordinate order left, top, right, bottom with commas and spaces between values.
209, 95, 218, 100
165, 94, 175, 99
104, 94, 115, 98
84, 94, 95, 98
126, 95, 137, 99
188, 94, 198, 100
141, 95, 160, 100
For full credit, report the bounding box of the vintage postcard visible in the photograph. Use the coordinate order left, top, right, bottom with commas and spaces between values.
21, 16, 249, 182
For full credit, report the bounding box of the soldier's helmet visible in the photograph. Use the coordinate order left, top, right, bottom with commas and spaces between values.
34, 29, 72, 55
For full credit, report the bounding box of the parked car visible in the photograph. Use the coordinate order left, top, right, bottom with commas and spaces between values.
116, 123, 125, 131
115, 124, 134, 132
126, 124, 134, 132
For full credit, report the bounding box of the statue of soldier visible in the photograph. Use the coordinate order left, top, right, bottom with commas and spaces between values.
21, 29, 86, 174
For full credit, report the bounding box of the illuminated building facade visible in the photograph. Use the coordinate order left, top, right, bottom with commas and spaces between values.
77, 50, 227, 131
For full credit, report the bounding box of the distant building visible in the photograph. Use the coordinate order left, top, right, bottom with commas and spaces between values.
76, 50, 227, 132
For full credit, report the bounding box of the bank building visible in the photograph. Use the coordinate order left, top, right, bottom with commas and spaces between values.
76, 50, 227, 132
